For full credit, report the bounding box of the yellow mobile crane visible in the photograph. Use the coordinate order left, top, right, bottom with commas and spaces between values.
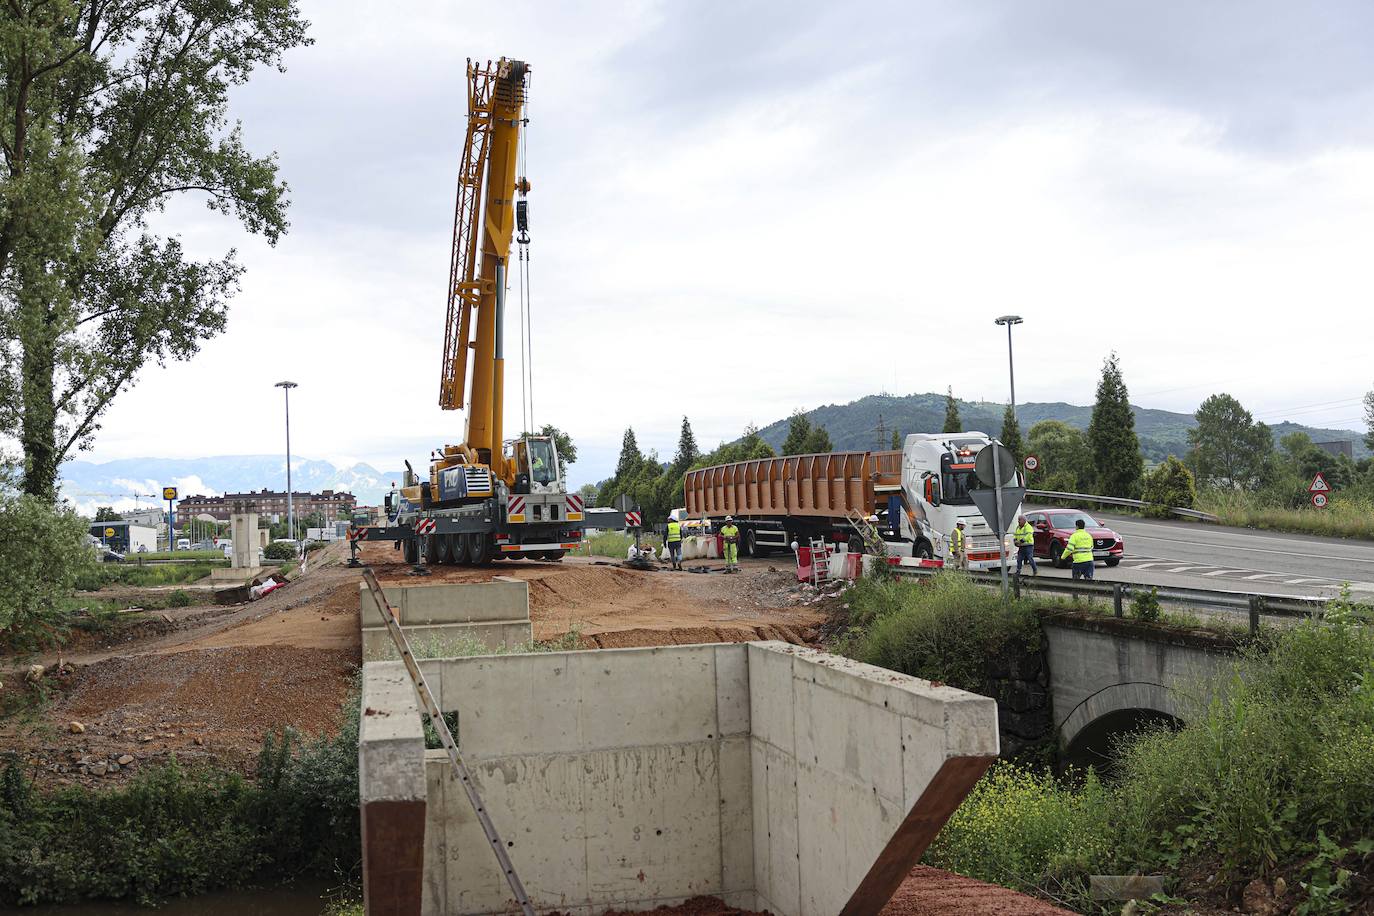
358, 58, 598, 567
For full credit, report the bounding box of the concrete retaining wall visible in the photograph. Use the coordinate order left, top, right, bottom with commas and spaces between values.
359, 578, 533, 661
359, 641, 998, 916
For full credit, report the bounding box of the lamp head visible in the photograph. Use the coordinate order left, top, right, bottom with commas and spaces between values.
275, 380, 298, 390
994, 315, 1023, 327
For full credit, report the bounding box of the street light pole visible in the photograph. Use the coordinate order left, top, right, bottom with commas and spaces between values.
994, 315, 1024, 420
275, 381, 298, 542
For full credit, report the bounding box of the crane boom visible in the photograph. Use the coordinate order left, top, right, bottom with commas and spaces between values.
438, 57, 528, 481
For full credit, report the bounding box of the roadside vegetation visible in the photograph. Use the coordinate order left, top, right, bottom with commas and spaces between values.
883, 580, 1374, 913
75, 561, 224, 590
0, 709, 361, 907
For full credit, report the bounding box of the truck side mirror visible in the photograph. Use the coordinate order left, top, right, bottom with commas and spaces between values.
925, 477, 940, 507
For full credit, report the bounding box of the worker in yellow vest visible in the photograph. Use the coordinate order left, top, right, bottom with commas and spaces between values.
1061, 518, 1096, 580
665, 517, 684, 571
720, 516, 740, 573
949, 520, 968, 571
1013, 514, 1038, 577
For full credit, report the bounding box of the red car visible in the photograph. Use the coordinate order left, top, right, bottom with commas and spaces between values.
1027, 509, 1124, 568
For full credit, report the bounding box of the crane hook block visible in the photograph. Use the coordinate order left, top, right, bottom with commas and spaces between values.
515, 199, 530, 244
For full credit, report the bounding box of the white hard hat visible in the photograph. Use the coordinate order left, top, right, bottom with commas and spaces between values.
956, 520, 965, 526
725, 516, 733, 521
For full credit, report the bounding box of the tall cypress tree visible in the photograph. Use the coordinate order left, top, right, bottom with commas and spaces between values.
891, 429, 901, 450
943, 387, 962, 433
1000, 406, 1024, 464
615, 427, 644, 479
1087, 353, 1144, 497
673, 416, 700, 471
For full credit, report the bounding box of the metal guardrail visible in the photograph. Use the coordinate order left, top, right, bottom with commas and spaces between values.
1025, 489, 1219, 523
888, 563, 1329, 635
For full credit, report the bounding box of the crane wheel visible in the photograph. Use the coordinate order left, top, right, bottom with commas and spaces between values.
403, 538, 418, 564
451, 533, 471, 565
471, 533, 494, 566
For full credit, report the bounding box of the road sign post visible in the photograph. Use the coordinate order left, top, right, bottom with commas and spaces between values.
1308, 473, 1331, 509
162, 486, 178, 551
974, 443, 1020, 601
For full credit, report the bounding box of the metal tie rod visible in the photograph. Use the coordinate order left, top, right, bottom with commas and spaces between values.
361, 568, 535, 916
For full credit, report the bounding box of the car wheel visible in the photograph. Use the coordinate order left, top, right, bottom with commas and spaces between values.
1106, 557, 1120, 567
1051, 540, 1066, 569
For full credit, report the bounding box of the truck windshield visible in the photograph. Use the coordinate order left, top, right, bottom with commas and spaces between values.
527, 439, 557, 485
941, 470, 977, 505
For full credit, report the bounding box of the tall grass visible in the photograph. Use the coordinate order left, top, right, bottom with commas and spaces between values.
76, 561, 222, 590
1196, 489, 1374, 540
573, 530, 661, 558
925, 763, 1115, 911
842, 574, 1043, 692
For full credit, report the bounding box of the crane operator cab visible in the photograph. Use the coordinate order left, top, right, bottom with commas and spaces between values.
509, 435, 561, 495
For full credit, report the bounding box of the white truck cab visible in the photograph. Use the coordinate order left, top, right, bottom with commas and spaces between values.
895, 432, 1019, 569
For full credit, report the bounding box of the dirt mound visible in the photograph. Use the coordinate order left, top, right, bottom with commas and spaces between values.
583, 624, 812, 649
525, 564, 646, 612
879, 866, 1074, 915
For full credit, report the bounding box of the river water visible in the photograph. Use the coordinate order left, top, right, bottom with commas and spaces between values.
0, 881, 338, 915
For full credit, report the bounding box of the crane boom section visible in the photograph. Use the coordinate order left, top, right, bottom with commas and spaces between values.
439, 58, 528, 486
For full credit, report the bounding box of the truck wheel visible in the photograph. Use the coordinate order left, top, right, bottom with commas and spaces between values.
451, 533, 472, 565
424, 534, 441, 564
848, 534, 865, 555
539, 551, 565, 562
464, 530, 491, 565
404, 538, 418, 564
742, 528, 757, 558
433, 534, 451, 565
913, 539, 933, 560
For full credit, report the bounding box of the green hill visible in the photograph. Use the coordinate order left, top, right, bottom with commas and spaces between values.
753, 393, 1368, 461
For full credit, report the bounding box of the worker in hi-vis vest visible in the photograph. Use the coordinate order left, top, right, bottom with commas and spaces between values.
949, 520, 968, 571
720, 516, 740, 573
1061, 518, 1096, 580
1014, 514, 1038, 577
665, 517, 684, 571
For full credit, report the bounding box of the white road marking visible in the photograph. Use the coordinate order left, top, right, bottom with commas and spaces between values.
1160, 565, 1220, 573
1202, 569, 1233, 576
1242, 573, 1280, 580
1283, 578, 1330, 585
1116, 530, 1374, 566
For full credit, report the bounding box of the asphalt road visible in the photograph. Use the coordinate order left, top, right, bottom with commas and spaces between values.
1021, 508, 1374, 600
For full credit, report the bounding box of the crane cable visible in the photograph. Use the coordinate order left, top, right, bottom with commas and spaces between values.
517, 75, 535, 436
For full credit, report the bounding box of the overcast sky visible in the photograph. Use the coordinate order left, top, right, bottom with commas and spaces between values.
82, 0, 1374, 488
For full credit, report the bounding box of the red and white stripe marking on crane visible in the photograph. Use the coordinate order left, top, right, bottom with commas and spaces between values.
415, 518, 437, 536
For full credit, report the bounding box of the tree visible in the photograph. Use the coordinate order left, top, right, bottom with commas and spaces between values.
614, 428, 644, 479
1027, 420, 1093, 492
1364, 387, 1374, 452
519, 424, 576, 478
93, 506, 120, 523
805, 424, 833, 453
1087, 353, 1144, 497
0, 4, 311, 498
999, 406, 1024, 464
943, 387, 962, 434
0, 492, 93, 650
673, 416, 699, 472
891, 429, 901, 450
782, 411, 814, 456
1186, 394, 1272, 490
576, 482, 598, 506
1141, 456, 1197, 518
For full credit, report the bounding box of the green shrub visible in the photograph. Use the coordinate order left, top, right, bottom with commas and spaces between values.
844, 574, 1041, 692
1113, 600, 1374, 882
576, 530, 660, 558
1141, 456, 1196, 518
1131, 587, 1161, 622
0, 494, 96, 651
77, 562, 221, 590
925, 762, 1115, 910
263, 541, 297, 561
1196, 489, 1374, 540
0, 686, 362, 907
167, 589, 193, 608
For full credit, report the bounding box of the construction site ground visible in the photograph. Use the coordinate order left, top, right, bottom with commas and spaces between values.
0, 539, 1070, 916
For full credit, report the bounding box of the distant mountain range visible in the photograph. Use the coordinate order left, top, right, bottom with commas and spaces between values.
752, 393, 1369, 461
60, 455, 405, 515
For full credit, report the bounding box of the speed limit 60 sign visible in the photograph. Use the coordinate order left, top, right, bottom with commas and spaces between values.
1311, 492, 1328, 509
1023, 455, 1039, 472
